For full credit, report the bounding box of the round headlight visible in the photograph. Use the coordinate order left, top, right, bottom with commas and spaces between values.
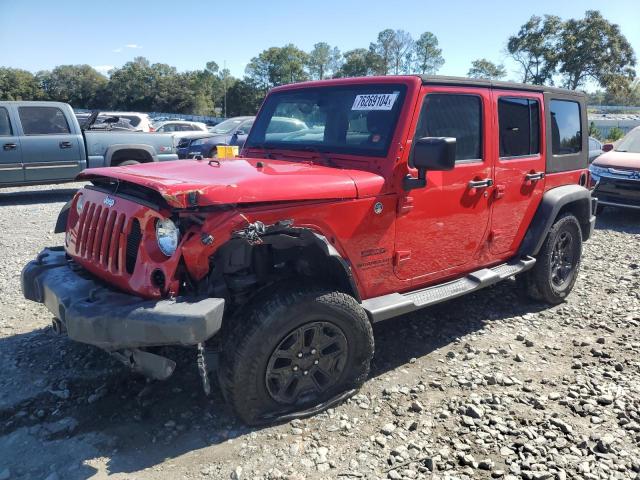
156, 218, 180, 257
76, 194, 85, 215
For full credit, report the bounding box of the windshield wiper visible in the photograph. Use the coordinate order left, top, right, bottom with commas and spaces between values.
288, 146, 337, 167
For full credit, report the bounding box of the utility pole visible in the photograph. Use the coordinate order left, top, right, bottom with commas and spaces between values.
223, 60, 227, 118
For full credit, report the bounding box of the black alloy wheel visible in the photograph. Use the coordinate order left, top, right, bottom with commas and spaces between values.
265, 321, 348, 405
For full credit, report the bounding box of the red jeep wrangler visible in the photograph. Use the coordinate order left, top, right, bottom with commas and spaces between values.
23, 76, 596, 424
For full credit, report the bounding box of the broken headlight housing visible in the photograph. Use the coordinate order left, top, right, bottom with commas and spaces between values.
156, 218, 180, 257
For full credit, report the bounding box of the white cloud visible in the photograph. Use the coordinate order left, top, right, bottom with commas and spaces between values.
112, 48, 122, 53
93, 65, 114, 75
125, 44, 142, 49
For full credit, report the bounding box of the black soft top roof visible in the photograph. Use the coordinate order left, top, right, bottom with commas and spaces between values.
419, 75, 585, 97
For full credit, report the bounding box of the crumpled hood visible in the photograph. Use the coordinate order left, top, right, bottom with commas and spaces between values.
593, 151, 640, 170
78, 158, 385, 208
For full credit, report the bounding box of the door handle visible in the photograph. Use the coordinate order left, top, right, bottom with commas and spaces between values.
3, 143, 17, 151
59, 141, 72, 149
468, 178, 493, 189
525, 172, 545, 182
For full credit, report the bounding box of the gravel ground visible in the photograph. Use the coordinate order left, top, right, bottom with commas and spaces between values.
0, 184, 639, 480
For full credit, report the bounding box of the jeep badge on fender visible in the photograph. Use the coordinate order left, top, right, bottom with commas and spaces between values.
22, 75, 595, 425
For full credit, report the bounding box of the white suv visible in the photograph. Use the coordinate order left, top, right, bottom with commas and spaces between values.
100, 112, 154, 132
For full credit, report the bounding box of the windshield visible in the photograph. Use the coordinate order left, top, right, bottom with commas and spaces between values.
246, 84, 406, 157
210, 118, 247, 134
615, 128, 640, 153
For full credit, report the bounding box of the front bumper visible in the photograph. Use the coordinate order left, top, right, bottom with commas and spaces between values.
592, 173, 640, 210
21, 247, 225, 351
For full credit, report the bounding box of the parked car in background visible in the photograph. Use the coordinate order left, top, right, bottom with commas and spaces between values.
188, 116, 308, 158
155, 121, 208, 133
100, 112, 155, 132
590, 126, 640, 212
0, 102, 177, 187
175, 132, 216, 159
588, 136, 603, 162
185, 116, 255, 157
76, 113, 138, 131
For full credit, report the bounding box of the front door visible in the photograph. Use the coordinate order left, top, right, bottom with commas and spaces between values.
394, 88, 493, 284
17, 105, 84, 182
490, 92, 546, 255
0, 106, 24, 185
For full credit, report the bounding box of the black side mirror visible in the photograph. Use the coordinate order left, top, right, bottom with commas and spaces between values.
404, 137, 456, 190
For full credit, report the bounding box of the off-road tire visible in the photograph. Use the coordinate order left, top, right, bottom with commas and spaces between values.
218, 286, 374, 425
521, 213, 583, 304
116, 160, 140, 167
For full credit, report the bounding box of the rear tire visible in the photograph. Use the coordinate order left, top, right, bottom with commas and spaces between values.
521, 213, 583, 304
116, 160, 140, 167
218, 286, 374, 425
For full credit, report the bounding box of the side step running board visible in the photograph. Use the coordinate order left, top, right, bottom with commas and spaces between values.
361, 256, 536, 323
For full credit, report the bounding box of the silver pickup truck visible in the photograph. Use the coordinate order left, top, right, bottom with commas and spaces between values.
0, 101, 178, 187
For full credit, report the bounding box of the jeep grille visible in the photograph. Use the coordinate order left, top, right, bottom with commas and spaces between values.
74, 201, 140, 274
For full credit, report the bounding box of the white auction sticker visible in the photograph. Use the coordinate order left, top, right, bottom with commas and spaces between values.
352, 92, 399, 111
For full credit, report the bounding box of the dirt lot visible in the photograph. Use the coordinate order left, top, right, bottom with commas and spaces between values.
0, 184, 639, 480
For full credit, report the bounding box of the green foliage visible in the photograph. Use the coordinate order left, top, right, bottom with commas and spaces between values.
0, 67, 43, 100
37, 65, 108, 108
245, 44, 309, 91
467, 59, 507, 80
414, 32, 444, 75
589, 122, 602, 141
335, 49, 385, 78
507, 15, 562, 85
559, 11, 636, 90
608, 126, 625, 142
307, 43, 341, 80
508, 10, 636, 91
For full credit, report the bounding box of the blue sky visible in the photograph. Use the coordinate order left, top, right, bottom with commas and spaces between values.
1, 0, 639, 89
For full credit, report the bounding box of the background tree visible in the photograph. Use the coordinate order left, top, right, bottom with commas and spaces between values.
226, 79, 264, 116
414, 32, 445, 75
467, 58, 507, 80
307, 42, 341, 80
246, 45, 309, 91
335, 49, 385, 78
0, 68, 43, 101
37, 65, 107, 108
556, 10, 636, 90
369, 29, 396, 75
388, 30, 414, 74
507, 15, 562, 84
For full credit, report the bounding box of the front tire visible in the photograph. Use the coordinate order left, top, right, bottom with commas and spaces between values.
116, 160, 140, 167
522, 213, 583, 304
218, 287, 374, 425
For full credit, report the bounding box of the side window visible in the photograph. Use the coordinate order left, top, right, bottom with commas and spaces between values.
0, 108, 12, 136
498, 97, 540, 158
550, 100, 581, 155
414, 94, 482, 162
238, 120, 254, 134
18, 106, 71, 135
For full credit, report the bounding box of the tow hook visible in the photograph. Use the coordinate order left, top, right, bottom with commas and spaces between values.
51, 318, 66, 335
197, 342, 211, 395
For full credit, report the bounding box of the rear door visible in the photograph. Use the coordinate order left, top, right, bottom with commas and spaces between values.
0, 105, 24, 184
394, 87, 494, 283
17, 105, 84, 182
490, 92, 546, 255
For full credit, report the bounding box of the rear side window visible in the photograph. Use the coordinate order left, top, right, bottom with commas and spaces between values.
498, 98, 540, 158
19, 106, 71, 135
120, 115, 141, 127
0, 108, 12, 136
550, 100, 581, 155
415, 94, 482, 162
